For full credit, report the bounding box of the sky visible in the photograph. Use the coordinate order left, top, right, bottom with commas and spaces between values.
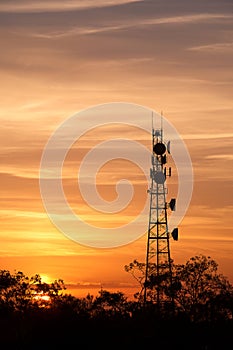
0, 0, 233, 298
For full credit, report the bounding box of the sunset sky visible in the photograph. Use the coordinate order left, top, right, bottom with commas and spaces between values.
0, 0, 232, 298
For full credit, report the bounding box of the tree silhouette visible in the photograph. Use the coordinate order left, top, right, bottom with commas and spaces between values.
125, 254, 233, 321
0, 256, 233, 348
172, 254, 233, 321
92, 289, 130, 318
0, 269, 65, 313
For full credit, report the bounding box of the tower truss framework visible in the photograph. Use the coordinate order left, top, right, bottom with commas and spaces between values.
144, 121, 177, 308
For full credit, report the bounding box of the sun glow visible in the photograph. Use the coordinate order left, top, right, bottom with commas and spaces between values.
40, 274, 53, 284
34, 291, 51, 303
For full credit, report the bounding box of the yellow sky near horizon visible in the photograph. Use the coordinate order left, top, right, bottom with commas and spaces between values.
0, 0, 233, 296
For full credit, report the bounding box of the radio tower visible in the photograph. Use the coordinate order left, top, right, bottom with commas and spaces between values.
144, 114, 178, 309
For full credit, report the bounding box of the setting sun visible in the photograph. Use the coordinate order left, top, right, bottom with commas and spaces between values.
34, 291, 51, 303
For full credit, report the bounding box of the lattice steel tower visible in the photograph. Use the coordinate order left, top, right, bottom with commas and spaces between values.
144, 116, 178, 308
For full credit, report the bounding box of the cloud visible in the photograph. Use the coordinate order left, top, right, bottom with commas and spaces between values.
0, 209, 47, 219
205, 154, 233, 161
188, 42, 233, 52
65, 280, 137, 289
182, 132, 233, 140
0, 0, 141, 13
24, 13, 233, 39
0, 0, 232, 88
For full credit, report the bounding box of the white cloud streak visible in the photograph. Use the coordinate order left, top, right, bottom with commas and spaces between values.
182, 132, 233, 140
188, 42, 233, 52
205, 154, 233, 161
0, 0, 141, 13
27, 13, 233, 39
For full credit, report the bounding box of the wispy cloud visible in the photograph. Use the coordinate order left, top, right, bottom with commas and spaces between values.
0, 0, 141, 13
205, 154, 233, 161
182, 132, 233, 140
0, 209, 47, 219
188, 42, 233, 52
19, 101, 48, 111
27, 13, 233, 39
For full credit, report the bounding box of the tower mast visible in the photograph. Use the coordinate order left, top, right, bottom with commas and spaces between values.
144, 114, 178, 309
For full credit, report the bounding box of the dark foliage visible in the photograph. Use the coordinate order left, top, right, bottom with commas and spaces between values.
0, 255, 233, 349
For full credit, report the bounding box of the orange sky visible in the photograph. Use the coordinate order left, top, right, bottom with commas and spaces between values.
0, 0, 233, 298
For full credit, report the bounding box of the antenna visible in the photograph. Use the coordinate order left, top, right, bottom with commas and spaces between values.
152, 111, 154, 151
144, 111, 178, 311
161, 111, 163, 141
152, 111, 154, 132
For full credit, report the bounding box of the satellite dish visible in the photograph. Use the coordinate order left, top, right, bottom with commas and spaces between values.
161, 155, 167, 164
169, 198, 176, 211
171, 228, 178, 241
167, 141, 171, 154
153, 142, 166, 155
153, 171, 165, 184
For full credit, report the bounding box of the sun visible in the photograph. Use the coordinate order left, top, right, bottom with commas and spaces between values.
33, 274, 53, 305
34, 291, 51, 303
40, 273, 53, 284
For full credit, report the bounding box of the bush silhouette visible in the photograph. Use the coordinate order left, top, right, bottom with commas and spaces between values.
0, 255, 232, 348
